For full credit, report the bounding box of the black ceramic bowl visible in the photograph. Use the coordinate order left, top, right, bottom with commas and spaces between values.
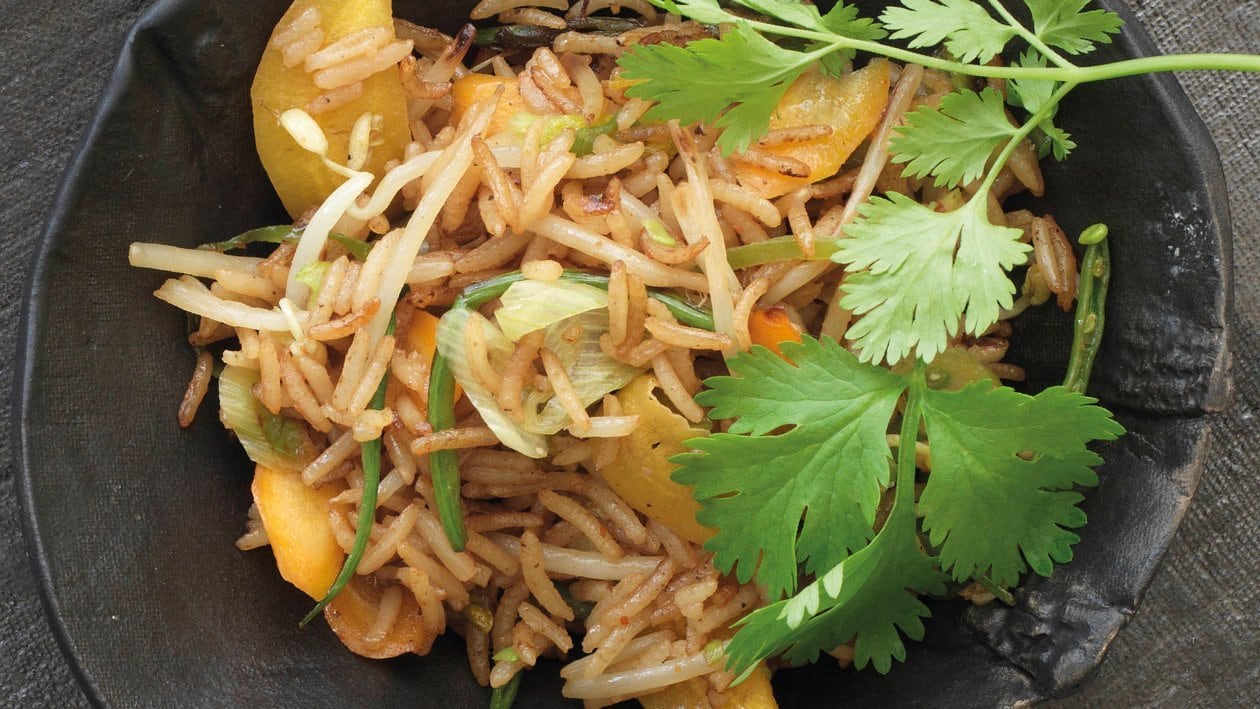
15, 0, 1232, 706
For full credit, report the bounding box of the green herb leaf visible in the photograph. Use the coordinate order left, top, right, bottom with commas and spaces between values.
815, 2, 888, 74
619, 23, 814, 155
1025, 0, 1123, 55
726, 491, 946, 675
329, 233, 373, 260
880, 0, 1015, 64
890, 88, 1020, 188
918, 383, 1124, 585
1007, 51, 1075, 160
671, 337, 907, 599
835, 194, 1028, 364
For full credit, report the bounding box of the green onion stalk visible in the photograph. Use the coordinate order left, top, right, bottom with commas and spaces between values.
301, 310, 397, 625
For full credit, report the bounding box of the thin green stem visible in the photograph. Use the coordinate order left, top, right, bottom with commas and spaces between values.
984, 0, 1073, 70
895, 362, 927, 511
740, 16, 1260, 84
979, 81, 1079, 194
301, 312, 396, 625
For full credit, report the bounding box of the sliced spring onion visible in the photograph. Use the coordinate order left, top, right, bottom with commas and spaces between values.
509, 111, 587, 146
725, 235, 843, 270
428, 270, 715, 551
492, 647, 521, 663
495, 279, 610, 342
522, 310, 639, 434
219, 366, 311, 472
327, 234, 370, 260
199, 225, 297, 252
294, 261, 331, 308
436, 307, 549, 458
571, 115, 617, 157
643, 218, 677, 247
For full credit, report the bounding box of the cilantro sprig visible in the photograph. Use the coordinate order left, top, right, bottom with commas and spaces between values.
675, 340, 1123, 677
620, 0, 1260, 364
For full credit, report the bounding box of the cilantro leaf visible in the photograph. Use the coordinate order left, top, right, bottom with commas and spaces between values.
835, 195, 1029, 364
618, 23, 812, 155
726, 449, 946, 676
880, 0, 1015, 64
890, 88, 1020, 188
1025, 0, 1124, 55
644, 0, 736, 25
1007, 51, 1076, 160
919, 383, 1124, 585
671, 337, 906, 599
814, 2, 889, 75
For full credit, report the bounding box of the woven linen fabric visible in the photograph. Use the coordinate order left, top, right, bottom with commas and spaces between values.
0, 1, 1256, 706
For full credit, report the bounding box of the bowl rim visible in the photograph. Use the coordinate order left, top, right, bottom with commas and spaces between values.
11, 0, 1234, 704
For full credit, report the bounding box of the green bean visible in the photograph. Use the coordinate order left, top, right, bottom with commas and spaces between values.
1064, 226, 1111, 393
301, 315, 396, 626
488, 672, 522, 709
426, 270, 715, 550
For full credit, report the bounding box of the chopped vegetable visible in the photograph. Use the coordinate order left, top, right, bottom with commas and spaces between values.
594, 374, 714, 545
437, 307, 548, 458
323, 576, 430, 658
730, 62, 890, 198
252, 0, 411, 217
450, 74, 529, 137
747, 307, 803, 359
250, 464, 344, 599
495, 279, 609, 342
219, 365, 312, 472
725, 236, 841, 270
427, 271, 715, 550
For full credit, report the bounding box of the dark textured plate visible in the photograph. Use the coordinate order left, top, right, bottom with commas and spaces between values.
14, 0, 1232, 706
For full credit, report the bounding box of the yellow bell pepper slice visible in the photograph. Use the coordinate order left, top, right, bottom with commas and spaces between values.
595, 374, 714, 545
252, 0, 411, 218
734, 61, 891, 199
450, 73, 530, 137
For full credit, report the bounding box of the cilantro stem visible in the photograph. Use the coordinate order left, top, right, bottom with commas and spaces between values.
979, 81, 1079, 194
982, 0, 1073, 70
895, 362, 927, 510
737, 15, 1260, 85
426, 270, 715, 550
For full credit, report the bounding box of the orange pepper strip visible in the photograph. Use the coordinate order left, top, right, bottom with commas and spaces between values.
748, 306, 804, 359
